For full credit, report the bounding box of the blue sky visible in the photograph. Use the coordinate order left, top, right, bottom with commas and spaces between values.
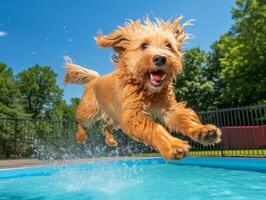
0, 0, 235, 103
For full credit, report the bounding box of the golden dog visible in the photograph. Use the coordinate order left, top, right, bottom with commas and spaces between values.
64, 17, 221, 160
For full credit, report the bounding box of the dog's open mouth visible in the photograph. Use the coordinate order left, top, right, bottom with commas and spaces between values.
149, 69, 166, 87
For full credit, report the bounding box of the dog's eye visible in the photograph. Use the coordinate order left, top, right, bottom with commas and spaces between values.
140, 43, 148, 50
166, 43, 173, 50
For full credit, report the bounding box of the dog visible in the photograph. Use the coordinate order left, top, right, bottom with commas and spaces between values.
64, 16, 221, 160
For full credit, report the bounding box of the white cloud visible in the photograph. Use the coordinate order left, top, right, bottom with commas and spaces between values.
0, 31, 8, 37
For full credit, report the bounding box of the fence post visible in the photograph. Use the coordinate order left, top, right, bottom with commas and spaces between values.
4, 140, 7, 159
14, 118, 18, 158
220, 135, 224, 157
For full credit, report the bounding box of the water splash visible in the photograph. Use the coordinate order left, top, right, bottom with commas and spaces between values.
53, 161, 143, 194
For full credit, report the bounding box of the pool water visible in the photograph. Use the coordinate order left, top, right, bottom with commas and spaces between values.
0, 158, 266, 200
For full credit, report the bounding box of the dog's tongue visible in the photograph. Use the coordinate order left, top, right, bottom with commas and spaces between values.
151, 71, 163, 83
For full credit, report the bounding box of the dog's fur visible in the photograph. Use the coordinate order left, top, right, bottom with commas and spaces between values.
64, 17, 221, 160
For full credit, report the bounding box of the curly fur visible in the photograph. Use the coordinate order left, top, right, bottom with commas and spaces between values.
64, 17, 221, 160
64, 63, 99, 84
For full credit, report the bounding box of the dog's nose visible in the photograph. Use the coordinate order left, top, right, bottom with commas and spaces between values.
153, 55, 167, 66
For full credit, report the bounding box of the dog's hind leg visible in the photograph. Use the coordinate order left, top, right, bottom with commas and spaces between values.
76, 86, 99, 144
76, 124, 87, 144
103, 125, 117, 147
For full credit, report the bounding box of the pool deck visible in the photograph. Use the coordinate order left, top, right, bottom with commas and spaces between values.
0, 157, 147, 169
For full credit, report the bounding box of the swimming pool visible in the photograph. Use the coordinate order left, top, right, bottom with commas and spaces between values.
0, 157, 266, 200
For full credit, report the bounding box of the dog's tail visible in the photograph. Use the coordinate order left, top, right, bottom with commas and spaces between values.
63, 56, 100, 84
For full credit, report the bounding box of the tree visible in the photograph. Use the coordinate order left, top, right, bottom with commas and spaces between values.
174, 48, 215, 111
64, 97, 80, 120
17, 65, 63, 118
46, 97, 80, 120
204, 34, 231, 108
218, 0, 266, 106
0, 62, 28, 158
0, 62, 26, 118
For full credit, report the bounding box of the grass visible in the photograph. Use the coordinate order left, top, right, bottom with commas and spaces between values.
133, 149, 266, 157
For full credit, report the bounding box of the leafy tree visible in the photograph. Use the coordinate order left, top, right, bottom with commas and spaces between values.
64, 97, 80, 120
46, 97, 80, 120
204, 35, 230, 108
0, 62, 26, 118
174, 48, 215, 111
217, 0, 266, 106
17, 65, 63, 118
0, 62, 28, 158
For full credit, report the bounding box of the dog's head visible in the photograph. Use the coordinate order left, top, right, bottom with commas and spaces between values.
95, 16, 192, 92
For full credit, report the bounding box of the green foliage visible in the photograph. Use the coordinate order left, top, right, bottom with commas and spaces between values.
0, 62, 80, 121
175, 0, 266, 108
175, 48, 215, 111
204, 34, 230, 108
0, 62, 27, 118
16, 65, 64, 118
0, 63, 81, 159
218, 0, 266, 106
46, 97, 80, 120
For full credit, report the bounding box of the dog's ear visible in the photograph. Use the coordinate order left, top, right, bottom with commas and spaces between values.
95, 28, 130, 54
171, 16, 193, 46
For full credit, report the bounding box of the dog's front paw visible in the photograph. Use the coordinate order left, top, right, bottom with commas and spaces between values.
191, 124, 222, 145
160, 138, 190, 160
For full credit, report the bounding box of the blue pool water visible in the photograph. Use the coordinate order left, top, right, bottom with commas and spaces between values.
0, 157, 266, 200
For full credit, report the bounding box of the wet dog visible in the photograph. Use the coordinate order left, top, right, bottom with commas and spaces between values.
64, 17, 221, 160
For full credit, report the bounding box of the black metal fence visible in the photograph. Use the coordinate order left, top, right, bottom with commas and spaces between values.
0, 118, 153, 159
187, 104, 266, 157
0, 104, 266, 159
0, 119, 77, 159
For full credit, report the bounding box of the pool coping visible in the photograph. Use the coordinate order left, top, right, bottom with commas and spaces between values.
0, 157, 266, 179
0, 157, 157, 170
169, 157, 266, 173
0, 157, 162, 179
